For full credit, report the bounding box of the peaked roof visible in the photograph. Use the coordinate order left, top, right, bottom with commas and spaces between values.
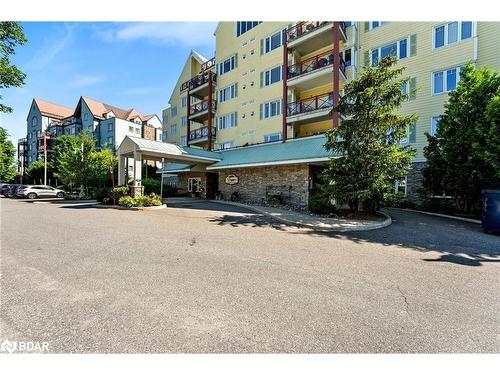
81, 96, 156, 123
33, 98, 74, 119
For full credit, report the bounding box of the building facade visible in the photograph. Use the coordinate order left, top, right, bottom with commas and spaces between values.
20, 97, 162, 174
160, 21, 500, 205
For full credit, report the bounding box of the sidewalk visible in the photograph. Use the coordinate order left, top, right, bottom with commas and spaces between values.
208, 200, 392, 231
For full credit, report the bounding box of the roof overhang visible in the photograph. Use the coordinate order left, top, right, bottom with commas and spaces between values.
206, 157, 332, 170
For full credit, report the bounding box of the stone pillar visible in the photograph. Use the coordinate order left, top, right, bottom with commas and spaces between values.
118, 155, 125, 186
131, 150, 143, 197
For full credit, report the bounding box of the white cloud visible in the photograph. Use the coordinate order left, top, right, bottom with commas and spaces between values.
69, 75, 105, 88
100, 22, 217, 47
29, 23, 76, 70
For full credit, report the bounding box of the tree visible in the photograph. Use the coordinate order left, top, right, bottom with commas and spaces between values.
52, 131, 115, 195
0, 126, 16, 181
423, 64, 500, 213
1, 22, 27, 113
322, 56, 417, 213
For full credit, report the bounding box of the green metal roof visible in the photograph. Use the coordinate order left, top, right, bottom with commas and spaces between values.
207, 135, 334, 170
162, 135, 335, 173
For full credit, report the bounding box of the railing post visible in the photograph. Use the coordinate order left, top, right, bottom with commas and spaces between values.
207, 71, 213, 151
282, 27, 288, 143
187, 90, 191, 146
332, 21, 340, 129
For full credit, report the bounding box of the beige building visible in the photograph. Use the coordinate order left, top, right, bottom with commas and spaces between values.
161, 21, 500, 206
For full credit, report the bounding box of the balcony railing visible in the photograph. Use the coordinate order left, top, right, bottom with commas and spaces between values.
181, 71, 217, 92
287, 92, 334, 117
189, 98, 217, 116
287, 21, 346, 43
287, 49, 346, 79
201, 57, 215, 72
189, 126, 216, 141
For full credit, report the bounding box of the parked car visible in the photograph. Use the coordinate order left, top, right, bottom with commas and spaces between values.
16, 185, 65, 199
2, 184, 22, 198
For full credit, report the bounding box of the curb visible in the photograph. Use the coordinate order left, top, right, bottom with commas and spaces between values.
208, 200, 392, 232
95, 204, 167, 211
391, 208, 481, 224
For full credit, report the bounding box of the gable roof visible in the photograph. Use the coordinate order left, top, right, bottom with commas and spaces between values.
33, 98, 74, 119
80, 96, 156, 123
168, 50, 209, 103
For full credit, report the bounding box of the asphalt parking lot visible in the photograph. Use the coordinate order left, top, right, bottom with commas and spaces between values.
1, 198, 499, 353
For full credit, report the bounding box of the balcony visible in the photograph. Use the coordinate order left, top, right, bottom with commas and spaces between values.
287, 21, 346, 55
286, 92, 334, 124
287, 49, 346, 90
180, 71, 217, 98
201, 57, 215, 72
188, 98, 217, 122
189, 125, 216, 145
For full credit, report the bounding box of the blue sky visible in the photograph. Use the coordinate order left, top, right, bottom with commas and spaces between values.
0, 22, 217, 142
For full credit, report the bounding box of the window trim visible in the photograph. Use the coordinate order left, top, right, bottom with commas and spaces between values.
394, 176, 408, 196
263, 133, 282, 143
262, 65, 283, 87
261, 98, 282, 120
370, 36, 410, 66
431, 66, 463, 95
431, 115, 441, 137
263, 29, 285, 54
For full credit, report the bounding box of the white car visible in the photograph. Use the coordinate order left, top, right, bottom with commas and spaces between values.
17, 185, 65, 199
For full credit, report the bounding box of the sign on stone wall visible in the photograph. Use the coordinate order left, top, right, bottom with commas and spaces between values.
225, 174, 239, 185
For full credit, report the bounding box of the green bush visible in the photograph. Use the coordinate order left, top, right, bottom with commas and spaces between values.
110, 186, 129, 202
117, 194, 162, 208
308, 192, 332, 215
92, 187, 112, 203
163, 184, 178, 197
118, 196, 135, 208
142, 178, 161, 195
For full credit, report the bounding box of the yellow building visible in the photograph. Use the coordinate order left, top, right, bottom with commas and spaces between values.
161, 21, 500, 206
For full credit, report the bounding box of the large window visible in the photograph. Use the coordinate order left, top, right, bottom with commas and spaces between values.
171, 106, 177, 117
434, 22, 473, 48
170, 124, 177, 134
218, 141, 234, 150
181, 97, 187, 108
181, 116, 187, 127
260, 99, 282, 119
236, 21, 262, 37
262, 66, 282, 87
218, 54, 237, 75
433, 67, 463, 94
368, 21, 389, 31
218, 83, 238, 103
371, 37, 409, 66
263, 30, 285, 54
217, 112, 237, 130
180, 135, 187, 147
187, 177, 202, 193
394, 177, 407, 196
263, 133, 282, 143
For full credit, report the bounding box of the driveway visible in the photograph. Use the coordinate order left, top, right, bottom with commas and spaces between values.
1, 198, 499, 353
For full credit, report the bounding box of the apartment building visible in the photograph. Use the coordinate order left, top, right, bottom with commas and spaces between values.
157, 21, 499, 207
21, 97, 162, 172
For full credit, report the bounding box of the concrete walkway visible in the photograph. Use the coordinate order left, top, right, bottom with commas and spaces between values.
205, 199, 392, 231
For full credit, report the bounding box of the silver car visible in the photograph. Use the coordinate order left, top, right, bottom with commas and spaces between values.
17, 185, 65, 199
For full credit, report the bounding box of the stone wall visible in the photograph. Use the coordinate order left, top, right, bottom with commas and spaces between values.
142, 124, 156, 141
177, 172, 208, 198
218, 164, 311, 209
406, 161, 426, 202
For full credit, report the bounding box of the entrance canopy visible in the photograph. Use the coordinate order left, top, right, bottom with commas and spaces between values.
116, 136, 221, 186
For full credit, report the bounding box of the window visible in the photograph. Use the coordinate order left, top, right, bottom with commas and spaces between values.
187, 177, 202, 193
434, 22, 473, 48
157, 131, 162, 141
371, 37, 409, 66
218, 54, 237, 75
263, 133, 282, 143
32, 117, 38, 127
368, 21, 389, 30
401, 81, 409, 96
218, 141, 234, 150
217, 112, 237, 130
433, 67, 462, 94
135, 128, 141, 135
163, 115, 169, 125
162, 131, 168, 141
84, 113, 88, 121
71, 127, 76, 135
171, 124, 177, 134
180, 135, 187, 147
261, 99, 282, 119
395, 177, 407, 196
262, 66, 282, 86
128, 126, 134, 133
181, 116, 187, 127
107, 136, 113, 145
108, 123, 113, 132
263, 30, 285, 54
181, 97, 187, 107
431, 116, 441, 136
342, 48, 352, 67
171, 106, 177, 117
236, 21, 261, 37
218, 83, 238, 102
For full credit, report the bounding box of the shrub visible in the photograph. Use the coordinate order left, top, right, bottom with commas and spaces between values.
163, 184, 178, 197
110, 186, 129, 202
146, 195, 162, 206
308, 192, 333, 215
142, 178, 161, 195
92, 187, 112, 203
118, 196, 135, 208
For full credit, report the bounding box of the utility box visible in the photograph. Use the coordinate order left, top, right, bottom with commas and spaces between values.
481, 190, 500, 233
